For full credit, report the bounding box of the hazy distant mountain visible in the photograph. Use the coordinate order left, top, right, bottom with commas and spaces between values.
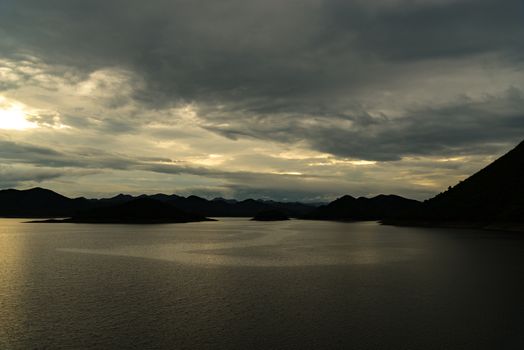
95, 193, 136, 206
212, 197, 238, 204
148, 196, 316, 217
251, 209, 290, 221
49, 197, 212, 224
255, 200, 323, 216
418, 139, 524, 223
304, 194, 421, 221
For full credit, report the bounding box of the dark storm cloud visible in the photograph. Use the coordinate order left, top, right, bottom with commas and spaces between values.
1, 0, 523, 160
327, 0, 524, 61
311, 89, 524, 160
204, 87, 524, 160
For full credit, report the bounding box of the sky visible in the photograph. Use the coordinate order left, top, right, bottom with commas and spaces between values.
0, 0, 523, 201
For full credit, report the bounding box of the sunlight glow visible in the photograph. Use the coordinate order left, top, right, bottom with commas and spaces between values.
349, 160, 377, 166
437, 157, 465, 162
190, 154, 226, 166
308, 159, 377, 166
272, 171, 303, 176
0, 105, 37, 130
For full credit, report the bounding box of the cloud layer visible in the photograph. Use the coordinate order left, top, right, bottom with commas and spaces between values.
0, 0, 522, 200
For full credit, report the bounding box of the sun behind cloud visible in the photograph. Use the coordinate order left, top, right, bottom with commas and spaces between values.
0, 100, 37, 130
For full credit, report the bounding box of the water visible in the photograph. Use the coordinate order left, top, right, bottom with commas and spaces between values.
1, 218, 523, 349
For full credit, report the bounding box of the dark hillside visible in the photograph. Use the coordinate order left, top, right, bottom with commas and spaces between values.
422, 140, 524, 222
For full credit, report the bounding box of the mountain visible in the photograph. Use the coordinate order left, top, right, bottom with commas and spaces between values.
251, 209, 290, 221
0, 187, 91, 217
44, 198, 212, 224
95, 193, 136, 206
417, 139, 524, 223
0, 187, 317, 218
212, 197, 238, 204
155, 196, 315, 217
304, 194, 421, 221
255, 200, 321, 216
14, 137, 523, 224
303, 139, 524, 225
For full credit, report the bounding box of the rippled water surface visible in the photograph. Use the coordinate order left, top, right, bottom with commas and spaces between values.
1, 218, 524, 349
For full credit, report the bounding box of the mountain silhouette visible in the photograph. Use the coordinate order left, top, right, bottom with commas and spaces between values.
251, 209, 290, 221
160, 196, 315, 217
415, 139, 524, 223
6, 139, 524, 226
302, 139, 524, 227
0, 187, 318, 218
304, 194, 421, 221
0, 187, 91, 217
42, 198, 213, 224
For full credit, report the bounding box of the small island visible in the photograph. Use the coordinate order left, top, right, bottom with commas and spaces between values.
251, 209, 290, 221
31, 197, 214, 224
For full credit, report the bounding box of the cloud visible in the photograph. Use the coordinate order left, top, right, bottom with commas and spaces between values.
0, 0, 522, 199
0, 164, 92, 188
0, 138, 325, 182
202, 87, 524, 160
2, 0, 523, 106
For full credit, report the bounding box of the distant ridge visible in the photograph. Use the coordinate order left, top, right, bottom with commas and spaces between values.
251, 209, 290, 221
305, 139, 524, 229
0, 187, 319, 218
0, 187, 91, 217
304, 194, 421, 221
4, 139, 524, 228
39, 197, 212, 224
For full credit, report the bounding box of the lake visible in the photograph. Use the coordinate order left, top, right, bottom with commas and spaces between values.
1, 218, 523, 349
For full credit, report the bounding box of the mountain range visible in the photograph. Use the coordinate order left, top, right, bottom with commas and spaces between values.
2, 139, 523, 229
0, 187, 319, 218
304, 194, 421, 221
38, 197, 213, 224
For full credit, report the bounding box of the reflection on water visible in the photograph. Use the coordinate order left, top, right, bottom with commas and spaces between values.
0, 223, 31, 348
1, 218, 524, 349
58, 220, 423, 267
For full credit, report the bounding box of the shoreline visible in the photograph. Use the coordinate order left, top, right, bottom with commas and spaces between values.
381, 219, 524, 233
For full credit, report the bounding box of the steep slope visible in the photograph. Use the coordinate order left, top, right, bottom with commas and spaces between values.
422, 140, 524, 222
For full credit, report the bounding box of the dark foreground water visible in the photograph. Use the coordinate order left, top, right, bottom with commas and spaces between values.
1, 218, 523, 349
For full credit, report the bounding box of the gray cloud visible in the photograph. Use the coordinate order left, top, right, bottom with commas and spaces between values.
0, 139, 326, 184
0, 165, 87, 188
0, 0, 523, 199
2, 0, 522, 104
203, 87, 524, 160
